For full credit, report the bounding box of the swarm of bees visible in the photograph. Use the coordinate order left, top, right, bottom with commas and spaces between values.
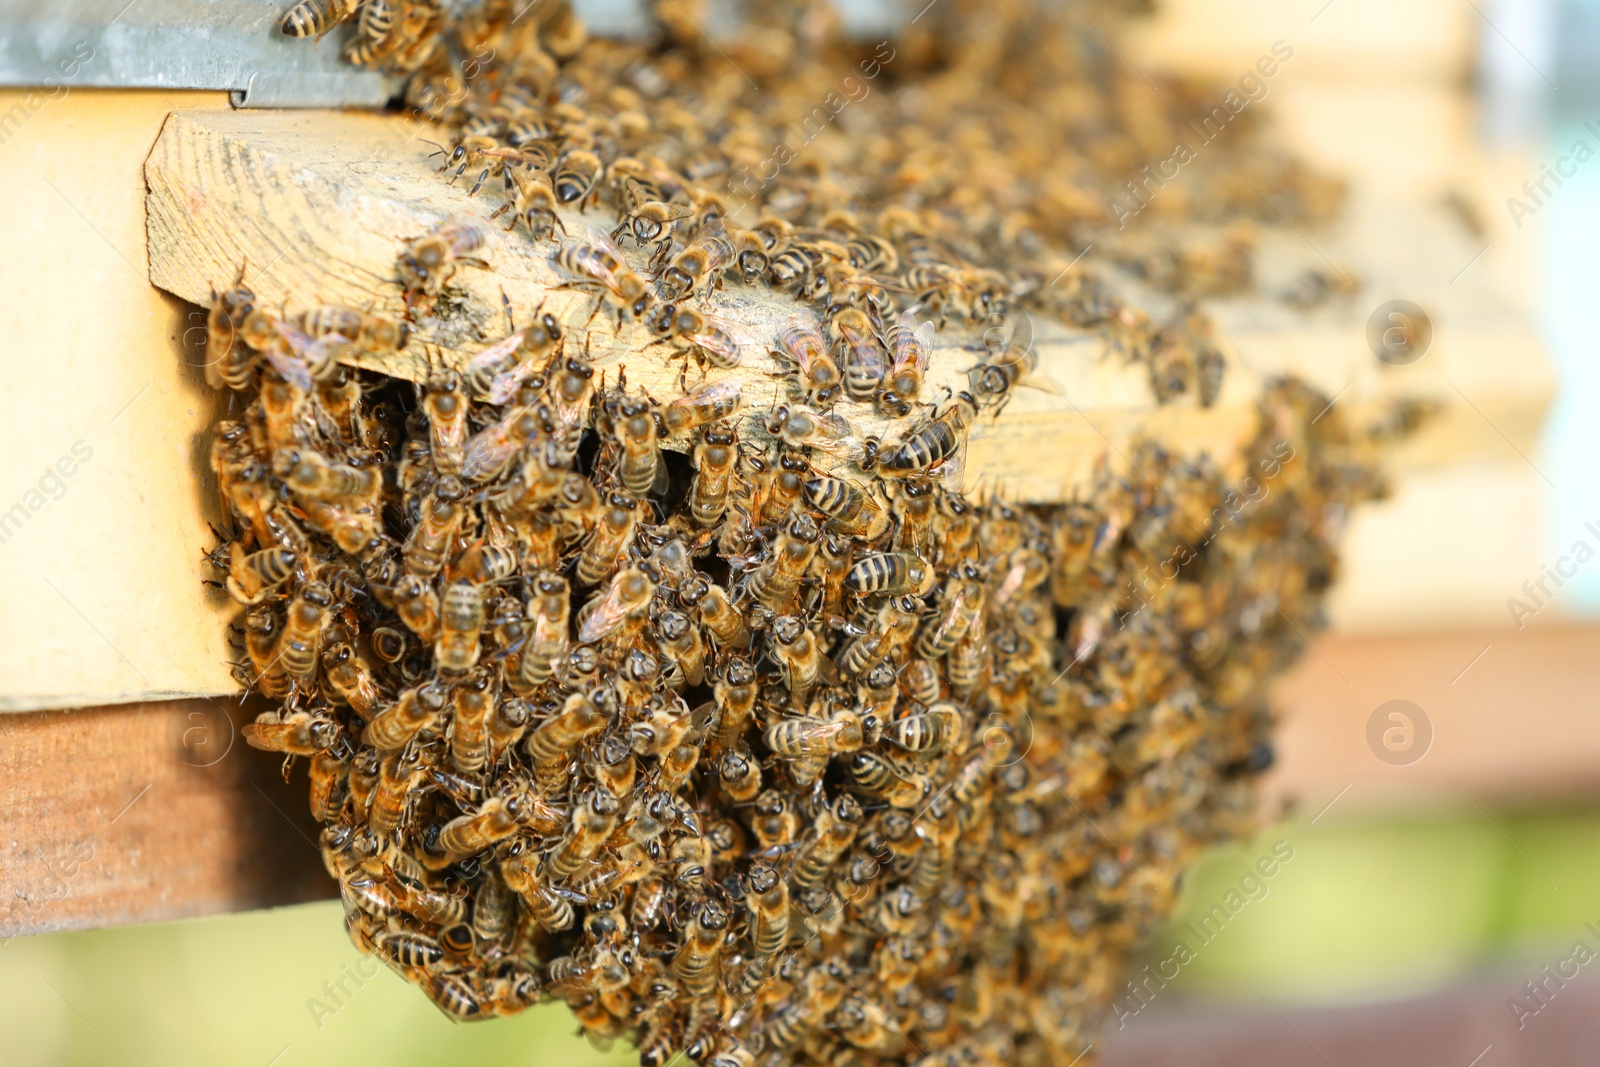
212, 1, 1406, 1064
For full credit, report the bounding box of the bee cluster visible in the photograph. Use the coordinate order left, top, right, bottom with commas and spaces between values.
208, 1, 1407, 1065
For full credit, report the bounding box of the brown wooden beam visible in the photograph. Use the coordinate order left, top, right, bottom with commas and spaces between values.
0, 698, 333, 938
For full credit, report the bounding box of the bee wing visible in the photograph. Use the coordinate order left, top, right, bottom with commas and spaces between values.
690, 311, 751, 367
487, 354, 546, 406
1005, 310, 1036, 368
462, 411, 523, 481
806, 410, 866, 463
913, 321, 936, 370
658, 202, 696, 223
577, 578, 632, 644
778, 312, 827, 363
669, 378, 743, 421
466, 331, 527, 378
585, 222, 627, 261
624, 176, 650, 209
770, 718, 847, 756
262, 344, 314, 393
441, 214, 489, 253
922, 584, 970, 649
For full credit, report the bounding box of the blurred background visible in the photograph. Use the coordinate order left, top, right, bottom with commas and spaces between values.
4, 0, 1599, 1064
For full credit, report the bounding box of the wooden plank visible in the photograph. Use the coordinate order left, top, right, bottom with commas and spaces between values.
1097, 969, 1599, 1067
0, 698, 332, 938
0, 89, 240, 713
142, 107, 1264, 506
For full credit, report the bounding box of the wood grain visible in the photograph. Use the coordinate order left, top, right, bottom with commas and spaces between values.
143, 107, 1274, 503
0, 698, 333, 937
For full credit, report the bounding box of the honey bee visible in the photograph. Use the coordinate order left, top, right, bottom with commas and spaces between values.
576, 492, 639, 587
761, 405, 859, 461
552, 148, 603, 206
696, 581, 750, 650
465, 408, 545, 489
804, 476, 888, 540
422, 372, 468, 477
879, 311, 936, 417
436, 792, 534, 858
501, 837, 574, 931
449, 669, 493, 773
278, 450, 382, 509
398, 216, 490, 299
346, 747, 381, 824
278, 0, 356, 38
901, 658, 942, 707
687, 424, 738, 529
671, 901, 728, 995
491, 168, 569, 242
463, 307, 563, 404
966, 311, 1036, 413
363, 678, 449, 752
514, 571, 572, 692
206, 277, 255, 391
788, 794, 862, 889
391, 573, 441, 643
614, 177, 695, 247
577, 566, 655, 644
647, 304, 746, 386
869, 391, 977, 481
847, 751, 928, 809
225, 544, 297, 605
488, 698, 533, 763
654, 610, 705, 687
554, 225, 654, 325
404, 476, 466, 578
275, 581, 332, 681
301, 305, 411, 361
881, 702, 962, 756
768, 311, 842, 407
747, 513, 820, 613
655, 379, 741, 440
357, 0, 391, 40
767, 615, 826, 707
717, 746, 762, 802
243, 707, 338, 755
845, 551, 935, 598
915, 561, 986, 659
369, 743, 426, 838
656, 217, 733, 301
608, 396, 662, 496
548, 786, 621, 880
322, 642, 382, 720
830, 308, 888, 404
526, 690, 607, 772
836, 594, 920, 677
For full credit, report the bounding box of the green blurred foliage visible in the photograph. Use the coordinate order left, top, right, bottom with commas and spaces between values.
1135, 807, 1600, 1004
0, 901, 632, 1067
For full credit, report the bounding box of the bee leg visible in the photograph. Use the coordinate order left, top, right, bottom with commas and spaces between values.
551, 213, 569, 238
281, 754, 297, 782
468, 168, 491, 197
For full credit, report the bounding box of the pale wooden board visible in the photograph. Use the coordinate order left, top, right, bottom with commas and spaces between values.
142, 107, 1266, 504
0, 89, 242, 713
1126, 0, 1476, 86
